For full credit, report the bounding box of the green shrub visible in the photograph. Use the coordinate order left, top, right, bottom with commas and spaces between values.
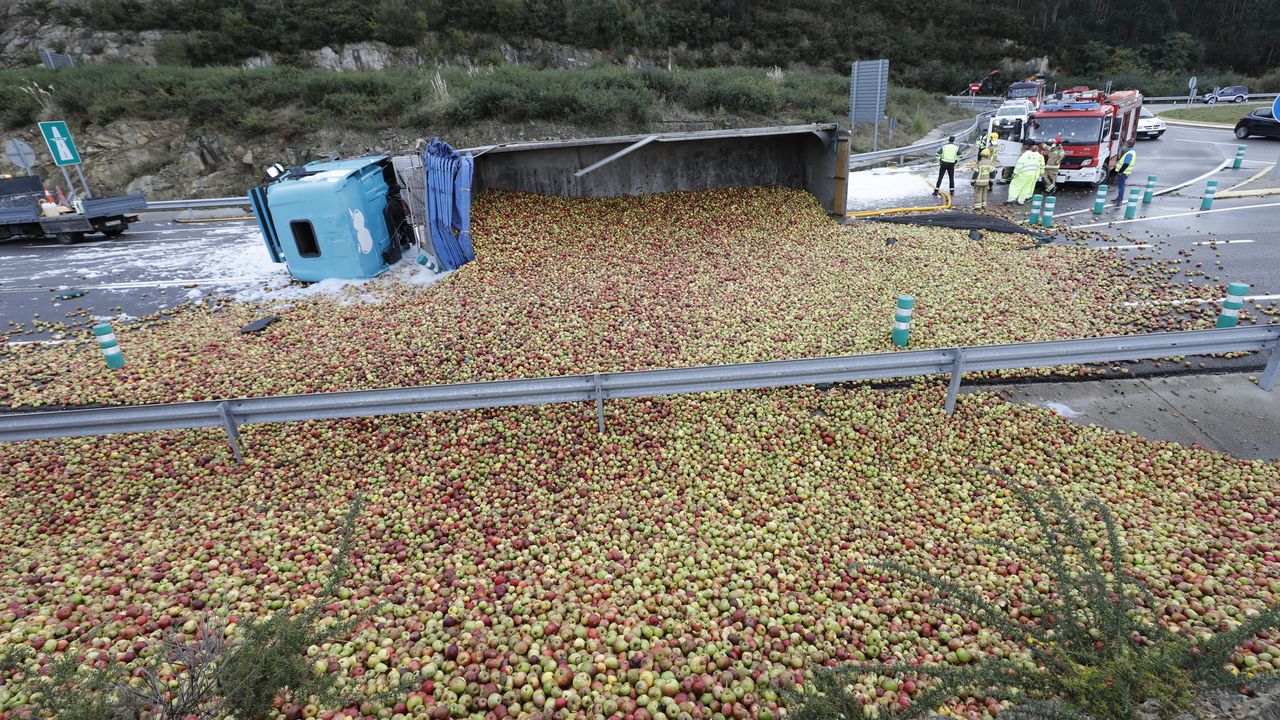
783, 471, 1280, 720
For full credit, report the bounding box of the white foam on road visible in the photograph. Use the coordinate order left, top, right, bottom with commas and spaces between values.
847, 167, 934, 209
5, 221, 454, 306
1043, 401, 1083, 418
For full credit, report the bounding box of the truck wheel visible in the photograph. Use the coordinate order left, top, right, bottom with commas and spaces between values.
102, 226, 127, 237
55, 232, 84, 245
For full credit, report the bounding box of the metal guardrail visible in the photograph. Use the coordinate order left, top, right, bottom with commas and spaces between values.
144, 196, 252, 211
849, 111, 995, 167
1147, 93, 1279, 104
2, 327, 1276, 460
944, 95, 1005, 108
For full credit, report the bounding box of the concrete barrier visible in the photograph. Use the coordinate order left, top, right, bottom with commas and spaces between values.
466, 124, 851, 216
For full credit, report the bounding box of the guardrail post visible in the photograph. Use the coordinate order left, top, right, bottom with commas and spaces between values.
1143, 175, 1157, 204
1029, 194, 1043, 225
1201, 179, 1218, 211
1216, 282, 1249, 328
945, 349, 966, 415
216, 402, 244, 462
1124, 187, 1142, 220
892, 295, 914, 347
92, 323, 125, 369
1261, 344, 1279, 391
1040, 196, 1056, 228
592, 373, 606, 434
1093, 184, 1108, 215
1234, 145, 1246, 170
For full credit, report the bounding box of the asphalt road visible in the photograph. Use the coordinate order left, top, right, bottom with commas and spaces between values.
1, 218, 284, 344
862, 120, 1280, 318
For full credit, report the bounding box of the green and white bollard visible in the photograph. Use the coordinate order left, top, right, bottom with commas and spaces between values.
1040, 196, 1056, 228
1143, 175, 1157, 203
1093, 184, 1108, 215
1124, 187, 1142, 220
1029, 194, 1043, 224
93, 323, 125, 369
892, 295, 914, 347
1216, 282, 1249, 328
1201, 179, 1218, 210
1233, 145, 1246, 170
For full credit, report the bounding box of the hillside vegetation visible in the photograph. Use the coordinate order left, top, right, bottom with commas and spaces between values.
0, 63, 966, 143
20, 0, 1280, 91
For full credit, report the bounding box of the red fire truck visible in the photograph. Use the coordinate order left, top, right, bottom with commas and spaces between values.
1022, 87, 1143, 185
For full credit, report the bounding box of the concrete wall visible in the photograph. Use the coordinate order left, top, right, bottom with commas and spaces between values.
471, 127, 845, 215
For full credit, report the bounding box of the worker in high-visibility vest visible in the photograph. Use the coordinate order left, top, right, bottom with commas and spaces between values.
933, 135, 960, 197
1042, 136, 1065, 194
971, 149, 996, 210
1007, 141, 1044, 204
1111, 147, 1136, 204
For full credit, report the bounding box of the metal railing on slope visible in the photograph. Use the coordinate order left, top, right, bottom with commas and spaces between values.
849, 111, 994, 167
2, 327, 1277, 461
144, 197, 253, 211
1147, 93, 1279, 104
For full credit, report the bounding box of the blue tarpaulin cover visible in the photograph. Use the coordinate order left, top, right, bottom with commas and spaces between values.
424, 139, 476, 270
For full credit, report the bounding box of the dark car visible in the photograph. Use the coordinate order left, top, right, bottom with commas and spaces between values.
1234, 107, 1280, 139
1204, 85, 1249, 104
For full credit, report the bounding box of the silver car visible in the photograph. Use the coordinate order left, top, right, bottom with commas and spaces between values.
1136, 108, 1166, 139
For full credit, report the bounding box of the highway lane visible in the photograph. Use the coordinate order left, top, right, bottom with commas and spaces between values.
1, 219, 285, 344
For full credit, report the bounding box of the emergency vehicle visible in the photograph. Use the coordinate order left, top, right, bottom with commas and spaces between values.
1022, 87, 1142, 185
987, 79, 1048, 181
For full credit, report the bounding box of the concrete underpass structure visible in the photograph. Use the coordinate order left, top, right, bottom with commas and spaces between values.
465, 124, 850, 216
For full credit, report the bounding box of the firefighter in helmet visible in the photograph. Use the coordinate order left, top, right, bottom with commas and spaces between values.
1042, 136, 1065, 194
971, 149, 996, 210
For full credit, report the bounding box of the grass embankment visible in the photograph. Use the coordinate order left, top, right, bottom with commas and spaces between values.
1159, 102, 1268, 124
0, 64, 968, 153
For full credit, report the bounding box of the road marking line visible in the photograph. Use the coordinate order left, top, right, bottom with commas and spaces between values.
1057, 159, 1233, 219
1123, 294, 1280, 307
1191, 239, 1255, 246
1074, 201, 1280, 229
0, 276, 265, 293
5, 339, 71, 347
1101, 244, 1153, 249
1173, 138, 1249, 146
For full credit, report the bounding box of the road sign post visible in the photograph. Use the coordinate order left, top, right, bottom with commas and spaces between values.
1188, 76, 1198, 105
3, 138, 36, 175
38, 121, 81, 166
37, 120, 91, 198
850, 59, 890, 153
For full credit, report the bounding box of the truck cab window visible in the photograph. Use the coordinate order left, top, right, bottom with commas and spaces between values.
1101, 117, 1113, 142
291, 220, 320, 258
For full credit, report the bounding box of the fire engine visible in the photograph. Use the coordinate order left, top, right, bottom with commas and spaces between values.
1023, 87, 1143, 185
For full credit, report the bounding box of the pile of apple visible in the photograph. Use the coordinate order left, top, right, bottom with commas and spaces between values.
0, 187, 1220, 411
2, 385, 1278, 719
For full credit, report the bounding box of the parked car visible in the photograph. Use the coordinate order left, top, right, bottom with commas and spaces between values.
1234, 107, 1280, 139
1136, 107, 1166, 139
1203, 86, 1249, 104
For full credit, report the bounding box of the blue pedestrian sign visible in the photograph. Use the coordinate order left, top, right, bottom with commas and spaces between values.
38, 120, 81, 167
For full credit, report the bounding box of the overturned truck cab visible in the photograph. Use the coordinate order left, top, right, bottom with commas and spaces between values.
249, 156, 415, 282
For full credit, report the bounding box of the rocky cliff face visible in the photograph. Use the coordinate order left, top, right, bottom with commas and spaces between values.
1, 11, 633, 72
